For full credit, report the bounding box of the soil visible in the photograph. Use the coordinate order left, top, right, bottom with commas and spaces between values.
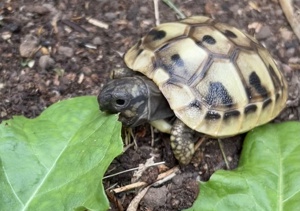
1, 0, 300, 210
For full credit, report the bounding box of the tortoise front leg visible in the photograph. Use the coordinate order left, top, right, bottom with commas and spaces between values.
170, 118, 196, 164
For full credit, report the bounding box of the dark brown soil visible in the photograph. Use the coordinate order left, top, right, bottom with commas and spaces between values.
1, 0, 300, 210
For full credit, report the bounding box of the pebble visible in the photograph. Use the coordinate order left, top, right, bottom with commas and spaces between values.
24, 5, 50, 15
280, 28, 293, 42
285, 48, 296, 58
19, 34, 39, 58
288, 57, 300, 64
58, 46, 74, 58
1, 31, 12, 40
104, 12, 117, 20
143, 186, 168, 208
92, 36, 103, 45
256, 25, 273, 40
81, 66, 92, 75
140, 6, 149, 14
6, 23, 21, 33
39, 55, 55, 71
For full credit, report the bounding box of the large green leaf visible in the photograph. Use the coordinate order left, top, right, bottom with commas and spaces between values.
187, 121, 300, 211
0, 96, 123, 211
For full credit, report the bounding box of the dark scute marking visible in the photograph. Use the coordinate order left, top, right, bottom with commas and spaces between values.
205, 111, 221, 120
223, 110, 241, 120
148, 29, 166, 40
262, 98, 272, 109
171, 54, 184, 67
249, 71, 268, 99
136, 49, 143, 57
202, 35, 216, 44
153, 58, 159, 70
189, 100, 201, 110
159, 43, 170, 51
268, 64, 280, 88
244, 104, 257, 115
223, 30, 237, 38
276, 93, 280, 101
206, 82, 233, 107
245, 87, 252, 100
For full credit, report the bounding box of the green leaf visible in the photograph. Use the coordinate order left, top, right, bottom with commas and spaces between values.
0, 96, 123, 211
187, 122, 300, 211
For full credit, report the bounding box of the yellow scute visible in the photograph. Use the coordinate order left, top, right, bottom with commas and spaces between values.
129, 49, 155, 78
162, 83, 195, 110
152, 68, 170, 86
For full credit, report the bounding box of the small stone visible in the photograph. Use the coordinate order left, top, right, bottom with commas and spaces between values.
256, 25, 273, 40
6, 23, 21, 33
285, 48, 296, 57
280, 28, 293, 41
39, 55, 55, 71
1, 31, 12, 40
19, 34, 39, 58
81, 66, 92, 75
104, 12, 117, 20
140, 6, 149, 14
288, 57, 300, 64
24, 5, 50, 15
143, 186, 168, 208
58, 46, 74, 58
92, 36, 103, 45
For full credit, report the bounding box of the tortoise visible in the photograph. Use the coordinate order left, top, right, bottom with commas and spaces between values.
98, 16, 288, 164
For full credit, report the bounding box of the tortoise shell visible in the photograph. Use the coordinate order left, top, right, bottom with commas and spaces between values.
124, 16, 288, 137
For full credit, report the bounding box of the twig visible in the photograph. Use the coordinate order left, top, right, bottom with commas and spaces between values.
194, 136, 206, 151
103, 161, 165, 179
150, 125, 155, 147
112, 166, 180, 193
152, 171, 177, 186
153, 0, 160, 25
127, 186, 150, 211
113, 181, 147, 194
86, 17, 109, 29
60, 19, 89, 34
218, 139, 230, 170
279, 0, 300, 41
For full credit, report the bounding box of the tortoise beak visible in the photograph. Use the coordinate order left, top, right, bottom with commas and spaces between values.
98, 93, 115, 113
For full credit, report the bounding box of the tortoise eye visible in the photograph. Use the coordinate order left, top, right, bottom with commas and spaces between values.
115, 99, 126, 106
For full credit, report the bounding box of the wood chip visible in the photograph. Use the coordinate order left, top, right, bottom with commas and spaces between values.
86, 17, 109, 29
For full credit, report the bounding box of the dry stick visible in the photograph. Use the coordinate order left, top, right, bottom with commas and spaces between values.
194, 136, 206, 151
103, 161, 165, 179
218, 139, 230, 170
86, 17, 109, 29
127, 186, 151, 211
153, 0, 160, 26
150, 125, 155, 147
279, 0, 300, 41
112, 166, 180, 193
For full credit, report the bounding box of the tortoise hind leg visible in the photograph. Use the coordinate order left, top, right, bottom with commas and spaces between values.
170, 119, 196, 164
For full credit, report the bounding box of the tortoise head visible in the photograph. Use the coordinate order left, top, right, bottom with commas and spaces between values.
98, 76, 174, 127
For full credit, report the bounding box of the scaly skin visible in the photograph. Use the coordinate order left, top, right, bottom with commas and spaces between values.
170, 119, 195, 164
